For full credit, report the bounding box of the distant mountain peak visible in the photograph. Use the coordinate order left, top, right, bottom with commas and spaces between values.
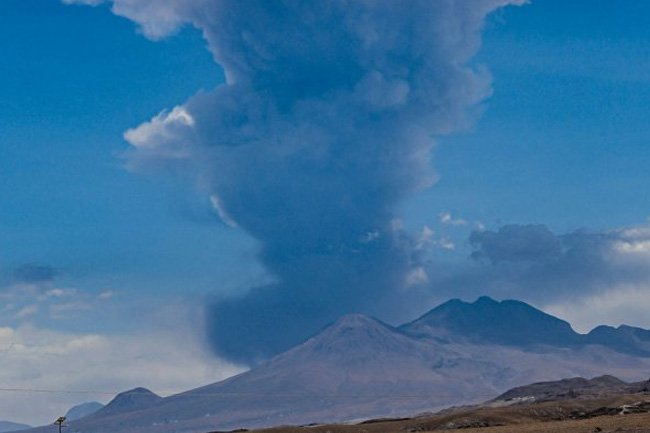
94, 387, 162, 418
330, 312, 382, 327
475, 295, 498, 304
248, 312, 434, 376
397, 296, 650, 357
400, 296, 581, 347
324, 313, 396, 333
64, 401, 104, 421
586, 323, 650, 357
295, 313, 408, 355
115, 387, 158, 397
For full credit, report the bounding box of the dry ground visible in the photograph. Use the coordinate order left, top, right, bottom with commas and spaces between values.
232, 394, 650, 433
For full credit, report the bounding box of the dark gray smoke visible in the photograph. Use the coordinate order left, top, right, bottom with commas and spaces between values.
12, 264, 58, 284
425, 223, 650, 307
67, 0, 525, 365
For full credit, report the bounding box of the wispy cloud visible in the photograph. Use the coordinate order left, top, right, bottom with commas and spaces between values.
1, 264, 115, 325
438, 238, 457, 250
98, 289, 115, 300
0, 319, 244, 425
14, 304, 38, 320
439, 212, 468, 227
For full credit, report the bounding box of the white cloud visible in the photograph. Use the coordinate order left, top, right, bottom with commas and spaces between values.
98, 289, 115, 300
414, 225, 434, 251
13, 304, 38, 320
0, 280, 246, 426
613, 239, 650, 255
122, 105, 197, 174
37, 288, 74, 302
62, 0, 189, 40
439, 212, 467, 226
210, 195, 239, 228
438, 238, 456, 250
124, 106, 194, 150
0, 322, 245, 426
359, 229, 380, 243
45, 288, 70, 298
621, 226, 650, 238
1, 280, 99, 324
544, 284, 650, 334
405, 267, 428, 286
608, 225, 650, 266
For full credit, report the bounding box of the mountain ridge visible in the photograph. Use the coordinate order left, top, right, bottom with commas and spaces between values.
21, 296, 650, 433
401, 296, 581, 346
401, 296, 650, 357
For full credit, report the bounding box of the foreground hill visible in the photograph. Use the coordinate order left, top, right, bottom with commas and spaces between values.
245, 393, 650, 433
22, 297, 650, 433
243, 375, 650, 433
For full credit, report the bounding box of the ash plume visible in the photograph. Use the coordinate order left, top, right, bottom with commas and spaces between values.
67, 0, 524, 365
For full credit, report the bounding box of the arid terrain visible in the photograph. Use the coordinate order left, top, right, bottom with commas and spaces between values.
235, 394, 650, 433
232, 376, 650, 433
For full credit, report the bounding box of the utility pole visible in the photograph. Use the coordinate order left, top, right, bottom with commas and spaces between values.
54, 416, 66, 433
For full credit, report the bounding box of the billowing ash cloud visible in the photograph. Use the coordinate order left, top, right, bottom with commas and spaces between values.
66, 0, 524, 365
430, 223, 650, 306
469, 224, 564, 264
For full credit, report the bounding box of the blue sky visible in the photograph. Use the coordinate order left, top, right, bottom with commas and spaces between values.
409, 0, 650, 234
2, 0, 650, 425
1, 0, 258, 323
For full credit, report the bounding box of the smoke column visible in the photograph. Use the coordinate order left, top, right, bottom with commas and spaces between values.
66, 0, 524, 365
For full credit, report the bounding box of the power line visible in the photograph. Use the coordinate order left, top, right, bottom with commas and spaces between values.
0, 386, 497, 400
0, 387, 118, 396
